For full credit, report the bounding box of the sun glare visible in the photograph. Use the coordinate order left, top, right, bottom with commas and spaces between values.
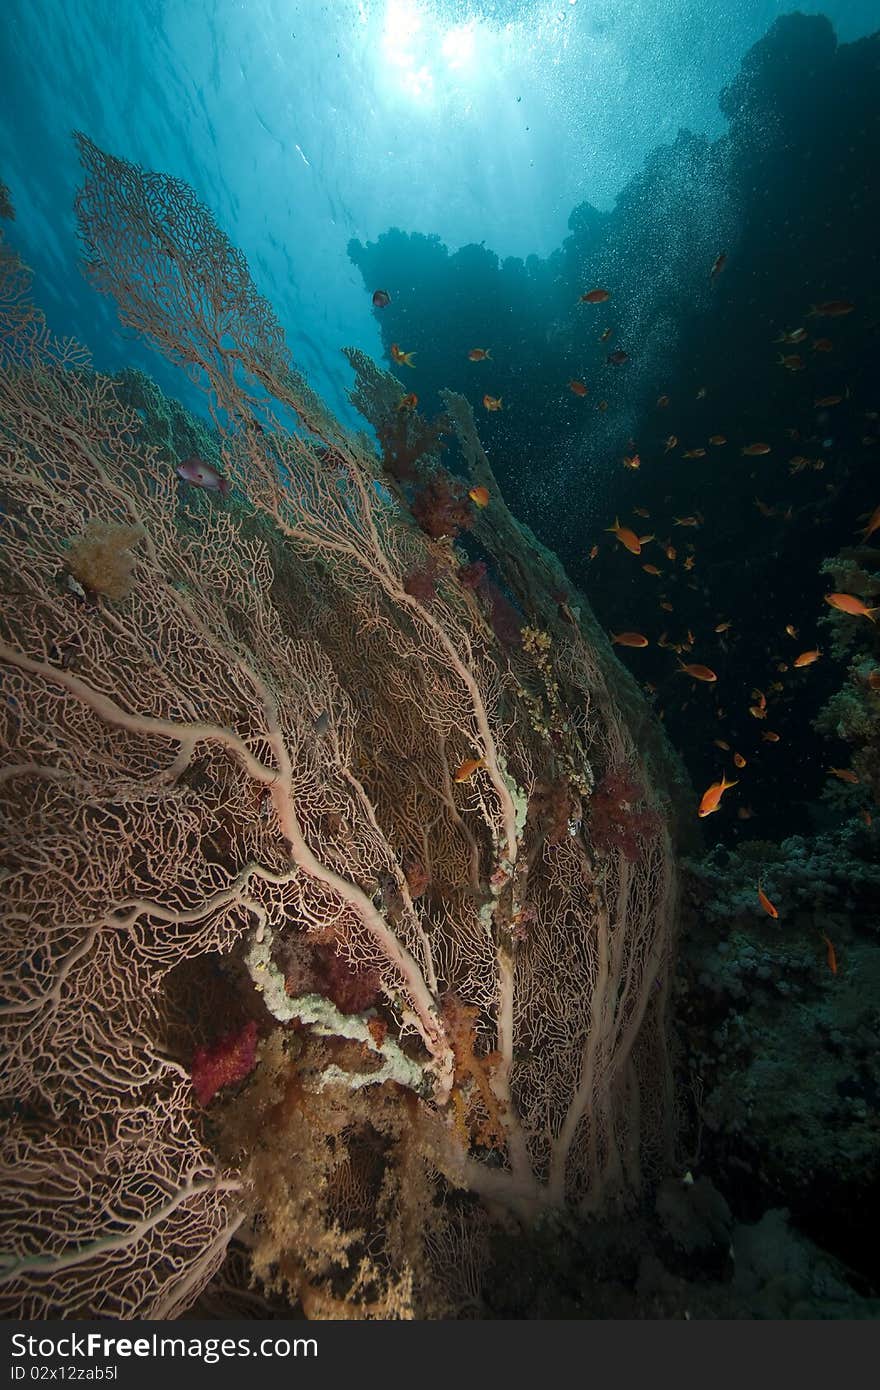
379, 0, 480, 101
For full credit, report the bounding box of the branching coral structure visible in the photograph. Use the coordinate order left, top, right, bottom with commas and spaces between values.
0, 143, 685, 1318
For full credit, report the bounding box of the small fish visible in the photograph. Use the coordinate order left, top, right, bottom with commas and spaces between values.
175, 455, 231, 497
733, 752, 746, 769
372, 288, 391, 308
754, 498, 776, 518
696, 386, 707, 400
821, 933, 838, 975
789, 456, 809, 474
742, 442, 772, 456
775, 327, 808, 344
683, 555, 695, 571
569, 379, 589, 397
811, 338, 833, 352
757, 882, 779, 919
762, 731, 780, 743
777, 353, 805, 370
737, 806, 756, 820
708, 435, 727, 446
709, 251, 727, 282
714, 739, 731, 751
748, 704, 767, 720
606, 516, 644, 555
825, 592, 878, 621
391, 343, 416, 367
611, 631, 649, 648
673, 515, 700, 528
660, 601, 674, 612
793, 649, 821, 667
785, 624, 798, 638
815, 394, 843, 407
598, 400, 609, 411
678, 661, 717, 682
698, 772, 737, 818
664, 435, 678, 453
714, 621, 731, 633
454, 757, 486, 783
808, 300, 854, 318
398, 392, 418, 410
776, 662, 789, 673
580, 287, 611, 304
858, 503, 880, 541
623, 453, 641, 470
482, 394, 503, 411
861, 809, 872, 828
665, 544, 677, 561
468, 485, 490, 508
642, 563, 662, 576
588, 544, 599, 560
682, 448, 707, 459
468, 347, 492, 361
607, 349, 629, 365
827, 766, 859, 784
633, 506, 651, 518
770, 681, 784, 693
600, 327, 613, 341
657, 394, 670, 408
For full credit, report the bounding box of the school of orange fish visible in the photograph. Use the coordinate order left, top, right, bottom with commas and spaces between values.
371, 268, 876, 969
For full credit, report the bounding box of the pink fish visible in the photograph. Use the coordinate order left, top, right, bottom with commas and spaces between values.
175, 455, 231, 497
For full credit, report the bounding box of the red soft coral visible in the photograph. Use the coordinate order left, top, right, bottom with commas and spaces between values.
411, 475, 473, 540
589, 767, 662, 863
190, 1019, 259, 1106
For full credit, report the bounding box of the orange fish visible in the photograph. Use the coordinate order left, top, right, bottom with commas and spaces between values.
659, 601, 674, 612
714, 739, 731, 751
482, 394, 503, 412
733, 752, 746, 769
762, 731, 780, 743
784, 624, 798, 638
397, 392, 418, 410
698, 773, 737, 818
860, 809, 872, 828
749, 704, 767, 720
793, 649, 820, 667
606, 517, 644, 555
757, 882, 778, 919
580, 288, 611, 304
714, 621, 731, 633
588, 544, 599, 560
737, 806, 756, 820
673, 516, 700, 529
468, 347, 492, 361
391, 343, 416, 367
682, 448, 707, 459
657, 394, 670, 408
642, 563, 662, 576
664, 435, 678, 452
811, 338, 833, 352
600, 327, 613, 342
623, 454, 641, 470
825, 592, 877, 621
777, 353, 805, 370
569, 379, 589, 397
857, 503, 880, 542
611, 631, 649, 648
808, 300, 854, 317
815, 394, 843, 407
678, 661, 717, 682
742, 442, 772, 456
827, 767, 859, 784
776, 662, 789, 673
775, 327, 808, 344
821, 933, 838, 975
468, 485, 490, 508
709, 251, 727, 282
708, 435, 727, 446
633, 506, 651, 518
454, 757, 486, 783
665, 544, 677, 561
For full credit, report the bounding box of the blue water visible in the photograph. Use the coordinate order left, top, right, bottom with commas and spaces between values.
1, 0, 876, 427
